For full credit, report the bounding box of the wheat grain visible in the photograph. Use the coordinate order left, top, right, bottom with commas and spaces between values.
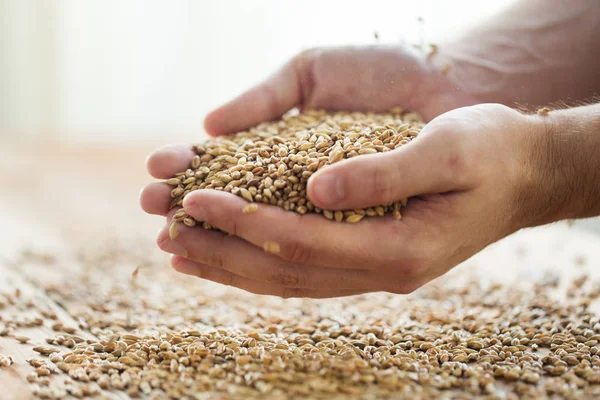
165, 109, 423, 229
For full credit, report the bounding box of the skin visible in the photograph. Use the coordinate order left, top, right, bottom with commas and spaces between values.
140, 0, 600, 298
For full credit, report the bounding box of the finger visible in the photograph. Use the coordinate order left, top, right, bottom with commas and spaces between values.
146, 144, 195, 179
164, 207, 179, 223
157, 221, 375, 290
171, 256, 365, 299
307, 128, 474, 210
139, 182, 173, 216
203, 51, 314, 136
182, 190, 396, 269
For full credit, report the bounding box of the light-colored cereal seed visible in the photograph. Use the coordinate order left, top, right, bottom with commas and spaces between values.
243, 204, 258, 214
240, 188, 253, 202
263, 241, 281, 254
49, 353, 63, 363
191, 155, 201, 169
171, 187, 184, 198
33, 346, 60, 356
131, 265, 140, 281
237, 355, 253, 365
61, 326, 77, 334
183, 218, 196, 227
346, 214, 364, 224
0, 354, 13, 368
169, 222, 179, 240
15, 335, 30, 343
334, 211, 344, 222
440, 64, 452, 75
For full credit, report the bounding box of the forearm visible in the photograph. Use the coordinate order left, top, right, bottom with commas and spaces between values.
527, 103, 600, 226
433, 0, 600, 108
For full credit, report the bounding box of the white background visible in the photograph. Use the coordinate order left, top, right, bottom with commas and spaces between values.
1, 0, 514, 142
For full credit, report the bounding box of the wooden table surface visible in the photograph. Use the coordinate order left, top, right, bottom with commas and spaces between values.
1, 141, 600, 398
0, 141, 165, 398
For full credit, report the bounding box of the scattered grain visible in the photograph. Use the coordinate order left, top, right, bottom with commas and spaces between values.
0, 354, 13, 368
8, 237, 600, 399
15, 335, 30, 344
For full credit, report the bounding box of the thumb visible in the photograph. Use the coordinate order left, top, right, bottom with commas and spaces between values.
204, 50, 315, 136
307, 131, 469, 210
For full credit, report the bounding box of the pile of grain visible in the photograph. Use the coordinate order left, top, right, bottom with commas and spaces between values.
166, 109, 424, 235
1, 240, 600, 399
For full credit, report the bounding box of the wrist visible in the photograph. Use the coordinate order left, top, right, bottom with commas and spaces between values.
522, 106, 600, 226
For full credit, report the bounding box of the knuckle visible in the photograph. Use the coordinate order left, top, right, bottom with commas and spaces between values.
281, 241, 312, 264
388, 281, 421, 295
202, 231, 231, 269
224, 272, 235, 287
193, 264, 204, 279
422, 126, 470, 187
292, 48, 318, 103
294, 47, 318, 67
393, 283, 420, 294
400, 258, 428, 279
371, 165, 395, 203
261, 82, 281, 119
444, 143, 470, 184
205, 251, 226, 270
268, 266, 305, 287
170, 257, 182, 272
156, 234, 170, 252
227, 217, 239, 237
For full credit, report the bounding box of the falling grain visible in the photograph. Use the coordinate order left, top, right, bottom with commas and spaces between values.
131, 265, 140, 282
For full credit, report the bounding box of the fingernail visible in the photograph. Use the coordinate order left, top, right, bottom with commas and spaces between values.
312, 173, 344, 206
160, 239, 187, 257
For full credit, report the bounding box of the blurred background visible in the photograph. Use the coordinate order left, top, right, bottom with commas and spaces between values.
0, 0, 598, 242
1, 0, 516, 143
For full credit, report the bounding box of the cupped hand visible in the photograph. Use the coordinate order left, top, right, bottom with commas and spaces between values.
141, 103, 542, 298
203, 45, 476, 136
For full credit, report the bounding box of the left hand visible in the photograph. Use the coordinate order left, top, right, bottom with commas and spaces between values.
140, 104, 544, 298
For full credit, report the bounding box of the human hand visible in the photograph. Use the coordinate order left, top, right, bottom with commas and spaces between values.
202, 45, 476, 136
141, 103, 545, 297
